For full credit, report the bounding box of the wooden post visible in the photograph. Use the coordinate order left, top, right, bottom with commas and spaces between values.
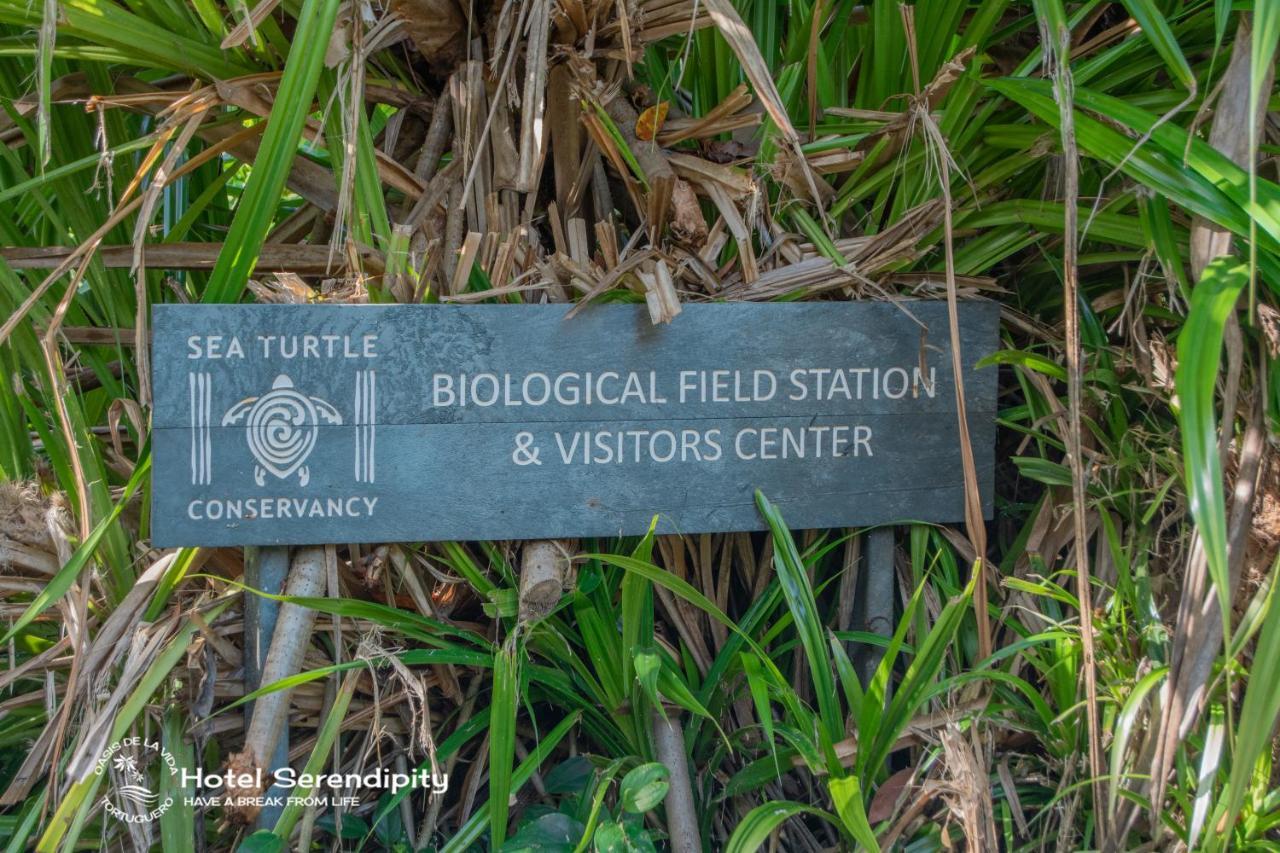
651, 709, 702, 853
243, 545, 291, 829
854, 527, 896, 690
518, 539, 574, 624
229, 546, 328, 825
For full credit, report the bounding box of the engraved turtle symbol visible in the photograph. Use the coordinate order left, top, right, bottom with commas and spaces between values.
222, 374, 342, 487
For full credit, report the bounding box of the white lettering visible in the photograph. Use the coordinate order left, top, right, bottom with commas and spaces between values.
433, 374, 455, 407
185, 497, 380, 521
186, 335, 244, 359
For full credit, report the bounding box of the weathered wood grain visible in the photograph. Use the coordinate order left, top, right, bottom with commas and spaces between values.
151, 302, 999, 546
2, 243, 385, 274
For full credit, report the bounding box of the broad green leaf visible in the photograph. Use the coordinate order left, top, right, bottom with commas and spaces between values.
988, 78, 1280, 269
979, 349, 1068, 382
619, 762, 669, 813
0, 0, 250, 77
502, 812, 584, 853
592, 820, 656, 853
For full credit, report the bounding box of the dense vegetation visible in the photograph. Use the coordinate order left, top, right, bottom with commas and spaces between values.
0, 0, 1278, 849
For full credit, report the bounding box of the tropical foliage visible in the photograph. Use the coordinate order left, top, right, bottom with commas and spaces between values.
0, 0, 1278, 850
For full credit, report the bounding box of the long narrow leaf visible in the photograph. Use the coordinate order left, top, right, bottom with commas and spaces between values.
200, 0, 342, 303
1118, 0, 1195, 91
1215, 553, 1280, 849
724, 801, 841, 853
489, 637, 520, 849
1174, 258, 1247, 639
755, 491, 844, 750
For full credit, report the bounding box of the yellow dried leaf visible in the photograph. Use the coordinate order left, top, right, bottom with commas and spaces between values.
635, 101, 669, 142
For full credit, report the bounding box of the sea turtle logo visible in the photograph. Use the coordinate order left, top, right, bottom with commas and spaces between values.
222, 374, 342, 487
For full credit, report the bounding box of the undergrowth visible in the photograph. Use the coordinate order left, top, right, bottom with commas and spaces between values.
0, 0, 1279, 850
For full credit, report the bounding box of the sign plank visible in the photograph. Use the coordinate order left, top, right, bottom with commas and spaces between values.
151, 302, 999, 546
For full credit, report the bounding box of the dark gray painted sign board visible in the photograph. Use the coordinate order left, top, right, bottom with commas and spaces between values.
150, 302, 999, 546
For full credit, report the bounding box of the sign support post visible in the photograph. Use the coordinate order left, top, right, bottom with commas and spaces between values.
855, 527, 897, 689
242, 545, 290, 829
147, 299, 997, 823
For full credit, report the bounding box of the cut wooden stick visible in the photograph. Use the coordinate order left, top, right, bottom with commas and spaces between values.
220, 0, 284, 48
516, 0, 550, 192
413, 88, 453, 187
226, 546, 327, 825
1035, 15, 1104, 845
518, 540, 575, 625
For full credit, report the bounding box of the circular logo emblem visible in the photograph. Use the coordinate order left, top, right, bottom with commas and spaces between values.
94, 737, 178, 825
222, 374, 343, 487
245, 377, 320, 482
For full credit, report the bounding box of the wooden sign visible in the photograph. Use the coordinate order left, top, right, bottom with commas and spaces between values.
151, 302, 999, 546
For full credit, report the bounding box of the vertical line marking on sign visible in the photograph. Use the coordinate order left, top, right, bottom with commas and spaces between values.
367, 370, 376, 483
190, 372, 212, 485
354, 371, 363, 481
190, 372, 198, 484
354, 370, 376, 483
200, 371, 208, 484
